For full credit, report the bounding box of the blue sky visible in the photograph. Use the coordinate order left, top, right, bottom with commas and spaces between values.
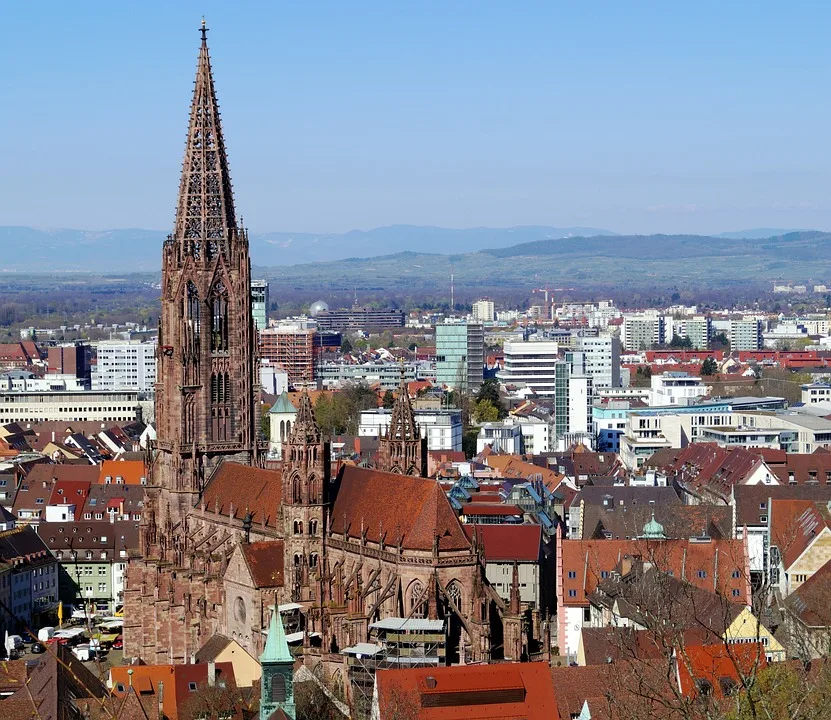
1, 1, 830, 235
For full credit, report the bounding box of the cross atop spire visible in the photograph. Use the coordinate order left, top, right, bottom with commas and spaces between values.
174, 23, 237, 258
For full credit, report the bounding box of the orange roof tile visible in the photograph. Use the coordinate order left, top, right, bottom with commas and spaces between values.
98, 460, 147, 485
241, 541, 284, 588
201, 462, 283, 528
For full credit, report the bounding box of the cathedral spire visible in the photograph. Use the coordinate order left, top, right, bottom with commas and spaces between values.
174, 20, 237, 254
289, 391, 322, 445
387, 374, 418, 442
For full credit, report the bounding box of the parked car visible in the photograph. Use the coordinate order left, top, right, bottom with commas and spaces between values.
30, 642, 45, 654
112, 637, 123, 649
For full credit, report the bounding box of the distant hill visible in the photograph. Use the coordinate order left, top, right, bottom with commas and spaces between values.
257, 230, 831, 293
0, 224, 615, 272
715, 228, 812, 239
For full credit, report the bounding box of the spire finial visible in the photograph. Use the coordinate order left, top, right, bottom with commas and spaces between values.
200, 17, 208, 42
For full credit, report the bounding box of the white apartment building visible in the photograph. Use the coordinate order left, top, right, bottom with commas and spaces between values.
359, 408, 463, 451
621, 312, 665, 351
497, 341, 559, 397
92, 341, 157, 393
472, 298, 495, 323
802, 383, 831, 405
476, 421, 524, 455
649, 372, 708, 407
574, 335, 621, 388
0, 371, 87, 392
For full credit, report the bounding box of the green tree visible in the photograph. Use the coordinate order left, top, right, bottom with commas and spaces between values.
475, 378, 506, 418
701, 356, 718, 376
473, 399, 499, 423
340, 337, 353, 354
382, 390, 395, 409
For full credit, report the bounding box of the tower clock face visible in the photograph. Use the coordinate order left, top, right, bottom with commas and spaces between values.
234, 596, 246, 623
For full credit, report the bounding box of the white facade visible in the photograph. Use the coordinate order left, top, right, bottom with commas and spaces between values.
476, 421, 523, 455
260, 363, 289, 396
649, 372, 707, 407
359, 408, 463, 451
472, 299, 495, 323
0, 372, 87, 392
498, 341, 559, 397
621, 312, 665, 351
0, 391, 139, 424
92, 341, 156, 393
802, 384, 831, 405
568, 375, 592, 437
574, 335, 620, 388
729, 319, 763, 351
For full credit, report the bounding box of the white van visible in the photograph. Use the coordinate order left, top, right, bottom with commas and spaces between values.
72, 644, 92, 662
6, 635, 23, 652
38, 627, 55, 642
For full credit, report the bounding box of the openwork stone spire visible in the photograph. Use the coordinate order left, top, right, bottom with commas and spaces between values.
174, 20, 237, 258
289, 391, 322, 445
387, 376, 418, 442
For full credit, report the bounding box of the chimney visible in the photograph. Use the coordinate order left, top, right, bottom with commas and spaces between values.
51, 431, 55, 443
208, 660, 216, 687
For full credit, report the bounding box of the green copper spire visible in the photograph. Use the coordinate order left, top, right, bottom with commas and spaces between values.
259, 607, 295, 719
641, 511, 666, 540
261, 607, 293, 663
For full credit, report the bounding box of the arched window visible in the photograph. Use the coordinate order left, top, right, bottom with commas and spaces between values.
292, 477, 301, 504
280, 420, 285, 442
309, 520, 318, 536
446, 581, 463, 611
310, 553, 319, 569
409, 580, 426, 619
210, 281, 228, 352
309, 476, 318, 504
293, 521, 303, 536
294, 554, 301, 567
185, 282, 200, 352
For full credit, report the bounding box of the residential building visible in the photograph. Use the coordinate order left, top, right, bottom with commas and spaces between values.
91, 340, 156, 393
359, 408, 462, 451
0, 526, 59, 631
802, 382, 831, 405
622, 312, 665, 351
592, 399, 633, 453
435, 322, 484, 391
497, 341, 559, 396
684, 315, 712, 349
259, 328, 315, 384
649, 371, 708, 407
769, 499, 831, 598
574, 334, 621, 388
476, 420, 523, 454
251, 280, 269, 331
729, 318, 763, 351
472, 298, 495, 323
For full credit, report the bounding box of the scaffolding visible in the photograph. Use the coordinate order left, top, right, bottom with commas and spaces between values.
341, 617, 446, 707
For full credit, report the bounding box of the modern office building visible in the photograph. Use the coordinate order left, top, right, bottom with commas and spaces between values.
0, 390, 140, 423
649, 372, 708, 407
259, 329, 316, 384
729, 319, 763, 351
317, 361, 426, 390
574, 334, 620, 388
435, 323, 484, 392
251, 281, 269, 332
554, 352, 593, 440
91, 340, 157, 393
498, 341, 559, 397
314, 307, 405, 332
359, 408, 463, 451
472, 299, 495, 323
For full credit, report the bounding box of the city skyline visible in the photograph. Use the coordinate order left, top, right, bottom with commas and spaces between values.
2, 2, 830, 237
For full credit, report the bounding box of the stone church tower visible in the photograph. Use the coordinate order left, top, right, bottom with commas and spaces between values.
281, 392, 329, 603
141, 21, 260, 565
375, 379, 427, 476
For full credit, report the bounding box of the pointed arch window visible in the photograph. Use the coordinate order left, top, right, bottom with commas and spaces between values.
409, 580, 426, 619
210, 281, 228, 352
185, 282, 200, 351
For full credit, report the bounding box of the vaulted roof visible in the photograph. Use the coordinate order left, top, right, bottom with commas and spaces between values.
331, 465, 470, 552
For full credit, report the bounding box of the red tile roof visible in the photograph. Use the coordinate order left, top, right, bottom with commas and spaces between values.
770, 499, 831, 570
559, 538, 748, 607
676, 643, 766, 699
98, 460, 147, 485
462, 524, 542, 562
331, 465, 470, 552
785, 557, 831, 627
241, 541, 284, 588
375, 662, 558, 720
201, 462, 283, 528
